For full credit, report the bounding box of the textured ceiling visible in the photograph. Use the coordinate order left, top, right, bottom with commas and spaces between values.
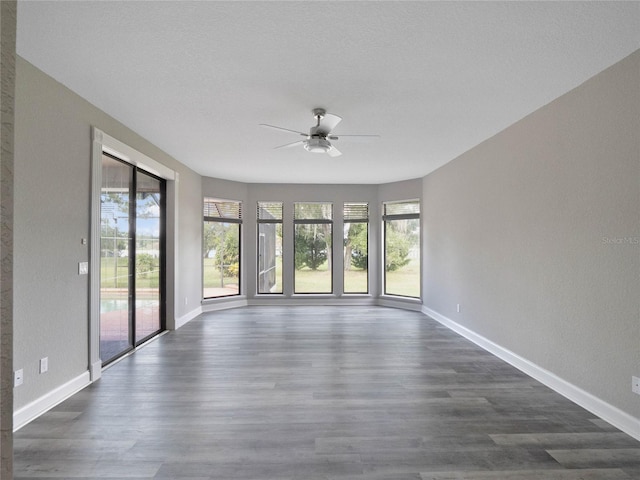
16, 1, 640, 184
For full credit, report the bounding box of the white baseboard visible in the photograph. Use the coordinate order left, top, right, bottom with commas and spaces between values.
422, 306, 640, 442
13, 371, 91, 431
90, 360, 102, 381
174, 306, 203, 329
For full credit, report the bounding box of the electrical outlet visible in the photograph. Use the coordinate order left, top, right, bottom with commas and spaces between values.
14, 369, 23, 387
456, 304, 461, 313
632, 376, 640, 395
40, 357, 49, 374
184, 297, 188, 306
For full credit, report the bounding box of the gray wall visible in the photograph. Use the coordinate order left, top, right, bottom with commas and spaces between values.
422, 50, 640, 419
176, 167, 205, 319
13, 58, 203, 410
378, 178, 422, 204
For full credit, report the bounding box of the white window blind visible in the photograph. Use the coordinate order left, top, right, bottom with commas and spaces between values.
294, 202, 332, 222
257, 202, 283, 222
204, 198, 242, 221
343, 202, 369, 222
383, 200, 420, 219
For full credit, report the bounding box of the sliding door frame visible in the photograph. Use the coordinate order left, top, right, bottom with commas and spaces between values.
90, 127, 177, 380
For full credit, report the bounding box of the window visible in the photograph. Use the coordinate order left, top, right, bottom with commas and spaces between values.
203, 198, 241, 298
383, 200, 420, 298
257, 202, 283, 294
343, 202, 368, 293
294, 202, 333, 293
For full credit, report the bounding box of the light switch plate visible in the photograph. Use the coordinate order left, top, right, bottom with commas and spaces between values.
14, 369, 23, 387
78, 262, 89, 275
40, 357, 49, 374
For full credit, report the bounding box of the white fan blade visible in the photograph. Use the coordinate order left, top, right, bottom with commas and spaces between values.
274, 140, 304, 149
331, 134, 380, 139
327, 145, 342, 157
317, 113, 342, 135
260, 124, 307, 136
330, 134, 380, 144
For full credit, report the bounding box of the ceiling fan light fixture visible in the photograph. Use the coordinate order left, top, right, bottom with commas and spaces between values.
304, 137, 331, 153
261, 109, 378, 157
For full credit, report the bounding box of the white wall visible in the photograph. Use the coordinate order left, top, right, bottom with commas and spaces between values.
422, 51, 640, 430
13, 57, 203, 412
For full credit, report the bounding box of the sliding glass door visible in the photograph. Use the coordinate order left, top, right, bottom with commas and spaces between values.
135, 171, 164, 343
100, 155, 133, 362
100, 153, 165, 365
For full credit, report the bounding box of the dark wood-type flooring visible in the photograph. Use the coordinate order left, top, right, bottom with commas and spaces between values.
14, 306, 640, 479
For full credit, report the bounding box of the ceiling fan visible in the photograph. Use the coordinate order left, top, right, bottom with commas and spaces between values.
260, 108, 379, 157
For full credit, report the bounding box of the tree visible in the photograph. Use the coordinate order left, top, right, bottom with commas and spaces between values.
385, 225, 412, 272
203, 221, 220, 258
136, 253, 155, 277
203, 222, 240, 286
216, 226, 240, 277
295, 224, 327, 270
344, 223, 368, 270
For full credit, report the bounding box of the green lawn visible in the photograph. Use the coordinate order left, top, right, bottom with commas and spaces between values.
343, 269, 368, 294
294, 266, 332, 293
385, 258, 420, 298
294, 258, 419, 297
203, 257, 239, 289
294, 263, 368, 294
105, 256, 418, 297
204, 256, 420, 296
100, 257, 160, 289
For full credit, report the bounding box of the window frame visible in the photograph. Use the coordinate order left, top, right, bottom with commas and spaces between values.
293, 202, 334, 294
202, 198, 242, 299
343, 202, 369, 294
257, 201, 283, 295
382, 199, 421, 298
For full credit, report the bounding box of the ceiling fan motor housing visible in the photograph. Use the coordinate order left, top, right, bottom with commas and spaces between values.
305, 137, 332, 153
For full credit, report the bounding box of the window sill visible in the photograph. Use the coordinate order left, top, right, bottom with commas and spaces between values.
202, 295, 247, 305
291, 293, 338, 298
378, 295, 422, 311
379, 294, 421, 302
